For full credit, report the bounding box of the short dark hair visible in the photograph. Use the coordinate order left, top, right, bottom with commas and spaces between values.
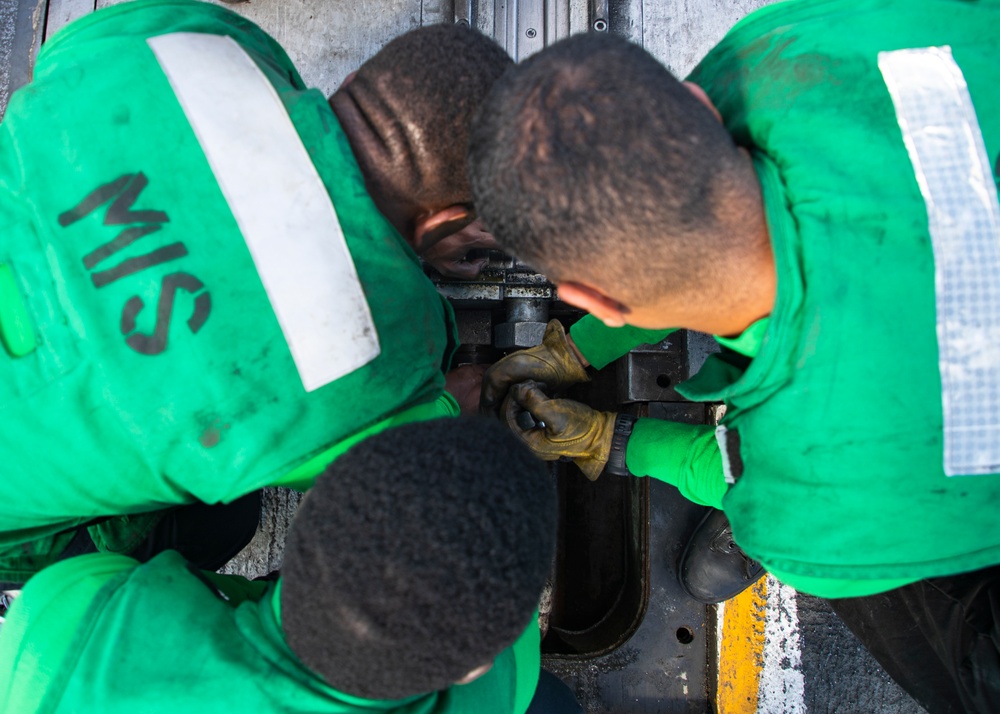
280, 418, 557, 701
468, 32, 754, 304
350, 23, 513, 208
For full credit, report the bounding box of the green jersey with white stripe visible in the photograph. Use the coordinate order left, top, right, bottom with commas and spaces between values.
0, 0, 457, 580
681, 0, 1000, 589
570, 0, 1000, 596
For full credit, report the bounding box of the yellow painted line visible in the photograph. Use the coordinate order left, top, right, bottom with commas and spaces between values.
715, 577, 768, 714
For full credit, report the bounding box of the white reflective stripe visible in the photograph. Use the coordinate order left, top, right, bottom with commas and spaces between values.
716, 424, 736, 485
879, 46, 1000, 476
148, 33, 380, 393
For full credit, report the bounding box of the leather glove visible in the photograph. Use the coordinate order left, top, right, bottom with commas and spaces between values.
481, 320, 590, 417
503, 381, 616, 481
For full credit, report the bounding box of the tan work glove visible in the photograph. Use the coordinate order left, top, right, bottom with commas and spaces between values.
480, 320, 590, 417
503, 381, 616, 481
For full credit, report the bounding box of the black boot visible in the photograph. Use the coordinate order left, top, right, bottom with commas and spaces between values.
679, 508, 765, 604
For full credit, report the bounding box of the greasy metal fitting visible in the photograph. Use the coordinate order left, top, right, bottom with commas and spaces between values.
495, 297, 550, 349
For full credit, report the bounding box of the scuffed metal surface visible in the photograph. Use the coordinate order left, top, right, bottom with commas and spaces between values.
98, 0, 438, 97
44, 0, 97, 41
219, 487, 304, 580
630, 0, 776, 77
0, 0, 16, 117
1, 0, 45, 119
546, 477, 711, 713
797, 594, 927, 714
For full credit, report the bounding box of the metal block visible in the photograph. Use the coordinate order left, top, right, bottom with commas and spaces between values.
616, 343, 688, 403
436, 282, 502, 302
505, 285, 554, 299
455, 309, 493, 346
495, 320, 547, 349
685, 329, 720, 378
505, 296, 550, 323
648, 401, 712, 424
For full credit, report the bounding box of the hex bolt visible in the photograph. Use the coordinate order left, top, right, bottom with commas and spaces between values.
495, 297, 550, 349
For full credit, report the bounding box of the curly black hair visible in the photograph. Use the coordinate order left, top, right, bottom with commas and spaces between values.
468, 32, 757, 305
280, 417, 557, 701
347, 23, 513, 210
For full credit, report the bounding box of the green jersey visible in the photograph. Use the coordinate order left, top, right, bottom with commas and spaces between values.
573, 0, 1000, 597
0, 552, 540, 713
0, 0, 458, 580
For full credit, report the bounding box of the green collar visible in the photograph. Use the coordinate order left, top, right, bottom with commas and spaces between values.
714, 317, 770, 358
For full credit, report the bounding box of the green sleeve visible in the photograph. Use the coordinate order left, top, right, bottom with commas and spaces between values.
625, 418, 728, 509
568, 314, 676, 369
0, 553, 138, 714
